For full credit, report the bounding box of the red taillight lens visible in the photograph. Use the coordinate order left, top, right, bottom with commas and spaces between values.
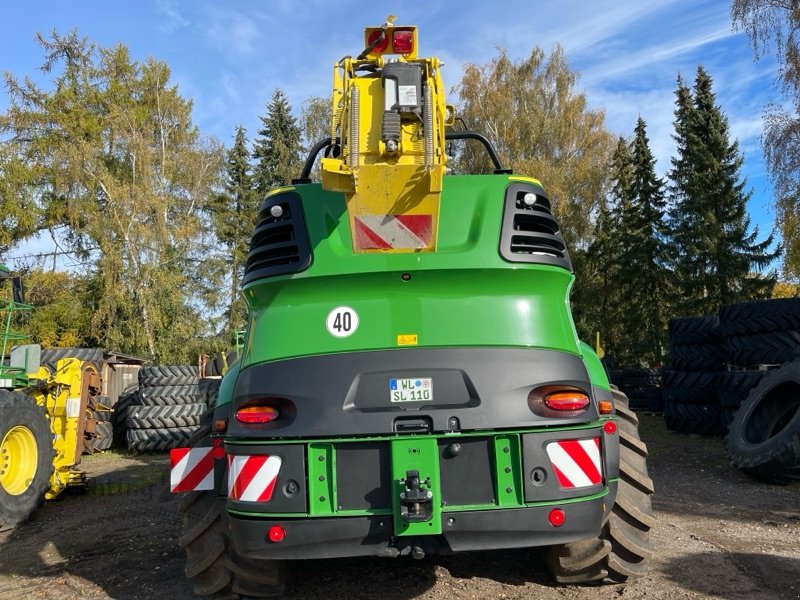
235, 405, 280, 424
392, 30, 414, 54
367, 29, 389, 54
544, 391, 591, 412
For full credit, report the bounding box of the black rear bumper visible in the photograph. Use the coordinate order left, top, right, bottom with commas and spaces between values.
227, 489, 613, 560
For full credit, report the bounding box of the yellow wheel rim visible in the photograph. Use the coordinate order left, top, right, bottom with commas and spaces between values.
0, 425, 38, 496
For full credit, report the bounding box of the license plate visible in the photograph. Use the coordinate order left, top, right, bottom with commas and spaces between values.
389, 378, 433, 402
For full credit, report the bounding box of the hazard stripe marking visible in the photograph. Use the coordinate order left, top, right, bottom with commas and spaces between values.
354, 215, 432, 250
227, 455, 283, 502
546, 438, 602, 489
170, 447, 214, 492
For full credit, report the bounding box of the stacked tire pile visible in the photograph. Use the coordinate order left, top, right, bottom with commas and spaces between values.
721, 299, 800, 483
124, 366, 207, 452
662, 316, 726, 435
610, 368, 663, 411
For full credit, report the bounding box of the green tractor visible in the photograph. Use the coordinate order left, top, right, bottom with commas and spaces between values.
171, 20, 654, 596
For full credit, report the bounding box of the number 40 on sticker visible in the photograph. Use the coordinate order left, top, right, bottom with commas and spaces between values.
326, 306, 359, 338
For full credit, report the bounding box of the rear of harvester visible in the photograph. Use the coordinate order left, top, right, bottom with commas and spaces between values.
173, 19, 653, 598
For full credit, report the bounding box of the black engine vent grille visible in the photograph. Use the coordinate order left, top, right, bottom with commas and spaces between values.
499, 183, 572, 271
243, 192, 312, 284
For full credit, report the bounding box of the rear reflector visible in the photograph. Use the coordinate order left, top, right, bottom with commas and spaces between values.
548, 508, 565, 527
268, 525, 286, 543
235, 405, 280, 424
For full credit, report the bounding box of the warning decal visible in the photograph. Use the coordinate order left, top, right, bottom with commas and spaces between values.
354, 215, 433, 251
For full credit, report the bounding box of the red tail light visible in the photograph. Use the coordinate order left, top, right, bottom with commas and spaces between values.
528, 385, 592, 418
544, 391, 591, 412
235, 404, 280, 424
392, 30, 414, 54
366, 29, 389, 54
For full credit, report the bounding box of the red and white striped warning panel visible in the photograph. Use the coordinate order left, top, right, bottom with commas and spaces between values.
227, 455, 283, 502
546, 438, 602, 489
354, 215, 433, 251
170, 447, 214, 493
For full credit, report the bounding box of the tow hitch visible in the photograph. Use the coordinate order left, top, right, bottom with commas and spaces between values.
400, 469, 433, 523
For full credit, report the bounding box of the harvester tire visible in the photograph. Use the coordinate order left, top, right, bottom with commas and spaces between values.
726, 360, 800, 484
127, 403, 206, 429
138, 384, 201, 406
725, 330, 800, 367
112, 385, 139, 449
94, 422, 113, 451
545, 388, 654, 583
720, 298, 800, 336
180, 409, 286, 597
663, 401, 724, 435
40, 347, 103, 369
198, 379, 221, 407
0, 390, 54, 530
126, 426, 199, 452
668, 316, 721, 346
138, 365, 199, 387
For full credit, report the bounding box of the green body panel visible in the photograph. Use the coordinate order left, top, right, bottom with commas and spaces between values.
579, 342, 611, 391
494, 434, 523, 507
241, 176, 581, 367
215, 362, 239, 407
307, 443, 336, 516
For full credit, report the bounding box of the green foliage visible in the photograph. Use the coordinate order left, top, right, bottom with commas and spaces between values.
209, 126, 257, 334
0, 29, 224, 363
668, 67, 778, 316
300, 96, 332, 181
12, 269, 96, 348
454, 46, 615, 248
252, 89, 302, 195
575, 137, 633, 359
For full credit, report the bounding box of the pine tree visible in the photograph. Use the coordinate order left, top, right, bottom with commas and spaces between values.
668, 67, 778, 316
579, 137, 633, 361
619, 118, 671, 365
211, 126, 256, 333
252, 89, 302, 196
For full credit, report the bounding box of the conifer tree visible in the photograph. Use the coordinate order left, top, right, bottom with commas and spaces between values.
211, 126, 256, 333
668, 67, 778, 316
579, 137, 633, 360
619, 118, 670, 365
252, 89, 302, 196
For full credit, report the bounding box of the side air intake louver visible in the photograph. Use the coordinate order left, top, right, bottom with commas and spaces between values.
499, 183, 572, 271
243, 193, 312, 284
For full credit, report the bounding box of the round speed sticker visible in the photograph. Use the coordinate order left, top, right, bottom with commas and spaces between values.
326, 306, 359, 338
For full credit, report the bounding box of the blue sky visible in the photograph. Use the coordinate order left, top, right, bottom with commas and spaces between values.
0, 0, 785, 265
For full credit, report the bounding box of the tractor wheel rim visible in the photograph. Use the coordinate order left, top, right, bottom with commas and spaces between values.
0, 425, 38, 495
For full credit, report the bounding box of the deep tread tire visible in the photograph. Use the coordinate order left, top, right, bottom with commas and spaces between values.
720, 298, 800, 336
94, 421, 113, 451
138, 384, 201, 406
126, 426, 199, 452
668, 316, 721, 346
726, 360, 800, 484
661, 370, 720, 404
670, 342, 726, 371
663, 400, 724, 435
199, 379, 222, 407
126, 403, 206, 429
0, 391, 54, 529
111, 385, 139, 448
725, 330, 800, 367
545, 389, 654, 583
179, 409, 285, 597
138, 365, 199, 387
39, 347, 103, 368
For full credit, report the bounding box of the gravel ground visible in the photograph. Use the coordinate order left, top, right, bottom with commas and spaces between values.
0, 413, 798, 600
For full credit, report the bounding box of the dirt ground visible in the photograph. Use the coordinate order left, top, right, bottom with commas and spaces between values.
1, 414, 798, 600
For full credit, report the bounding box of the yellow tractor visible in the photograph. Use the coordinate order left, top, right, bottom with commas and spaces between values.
0, 265, 102, 529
